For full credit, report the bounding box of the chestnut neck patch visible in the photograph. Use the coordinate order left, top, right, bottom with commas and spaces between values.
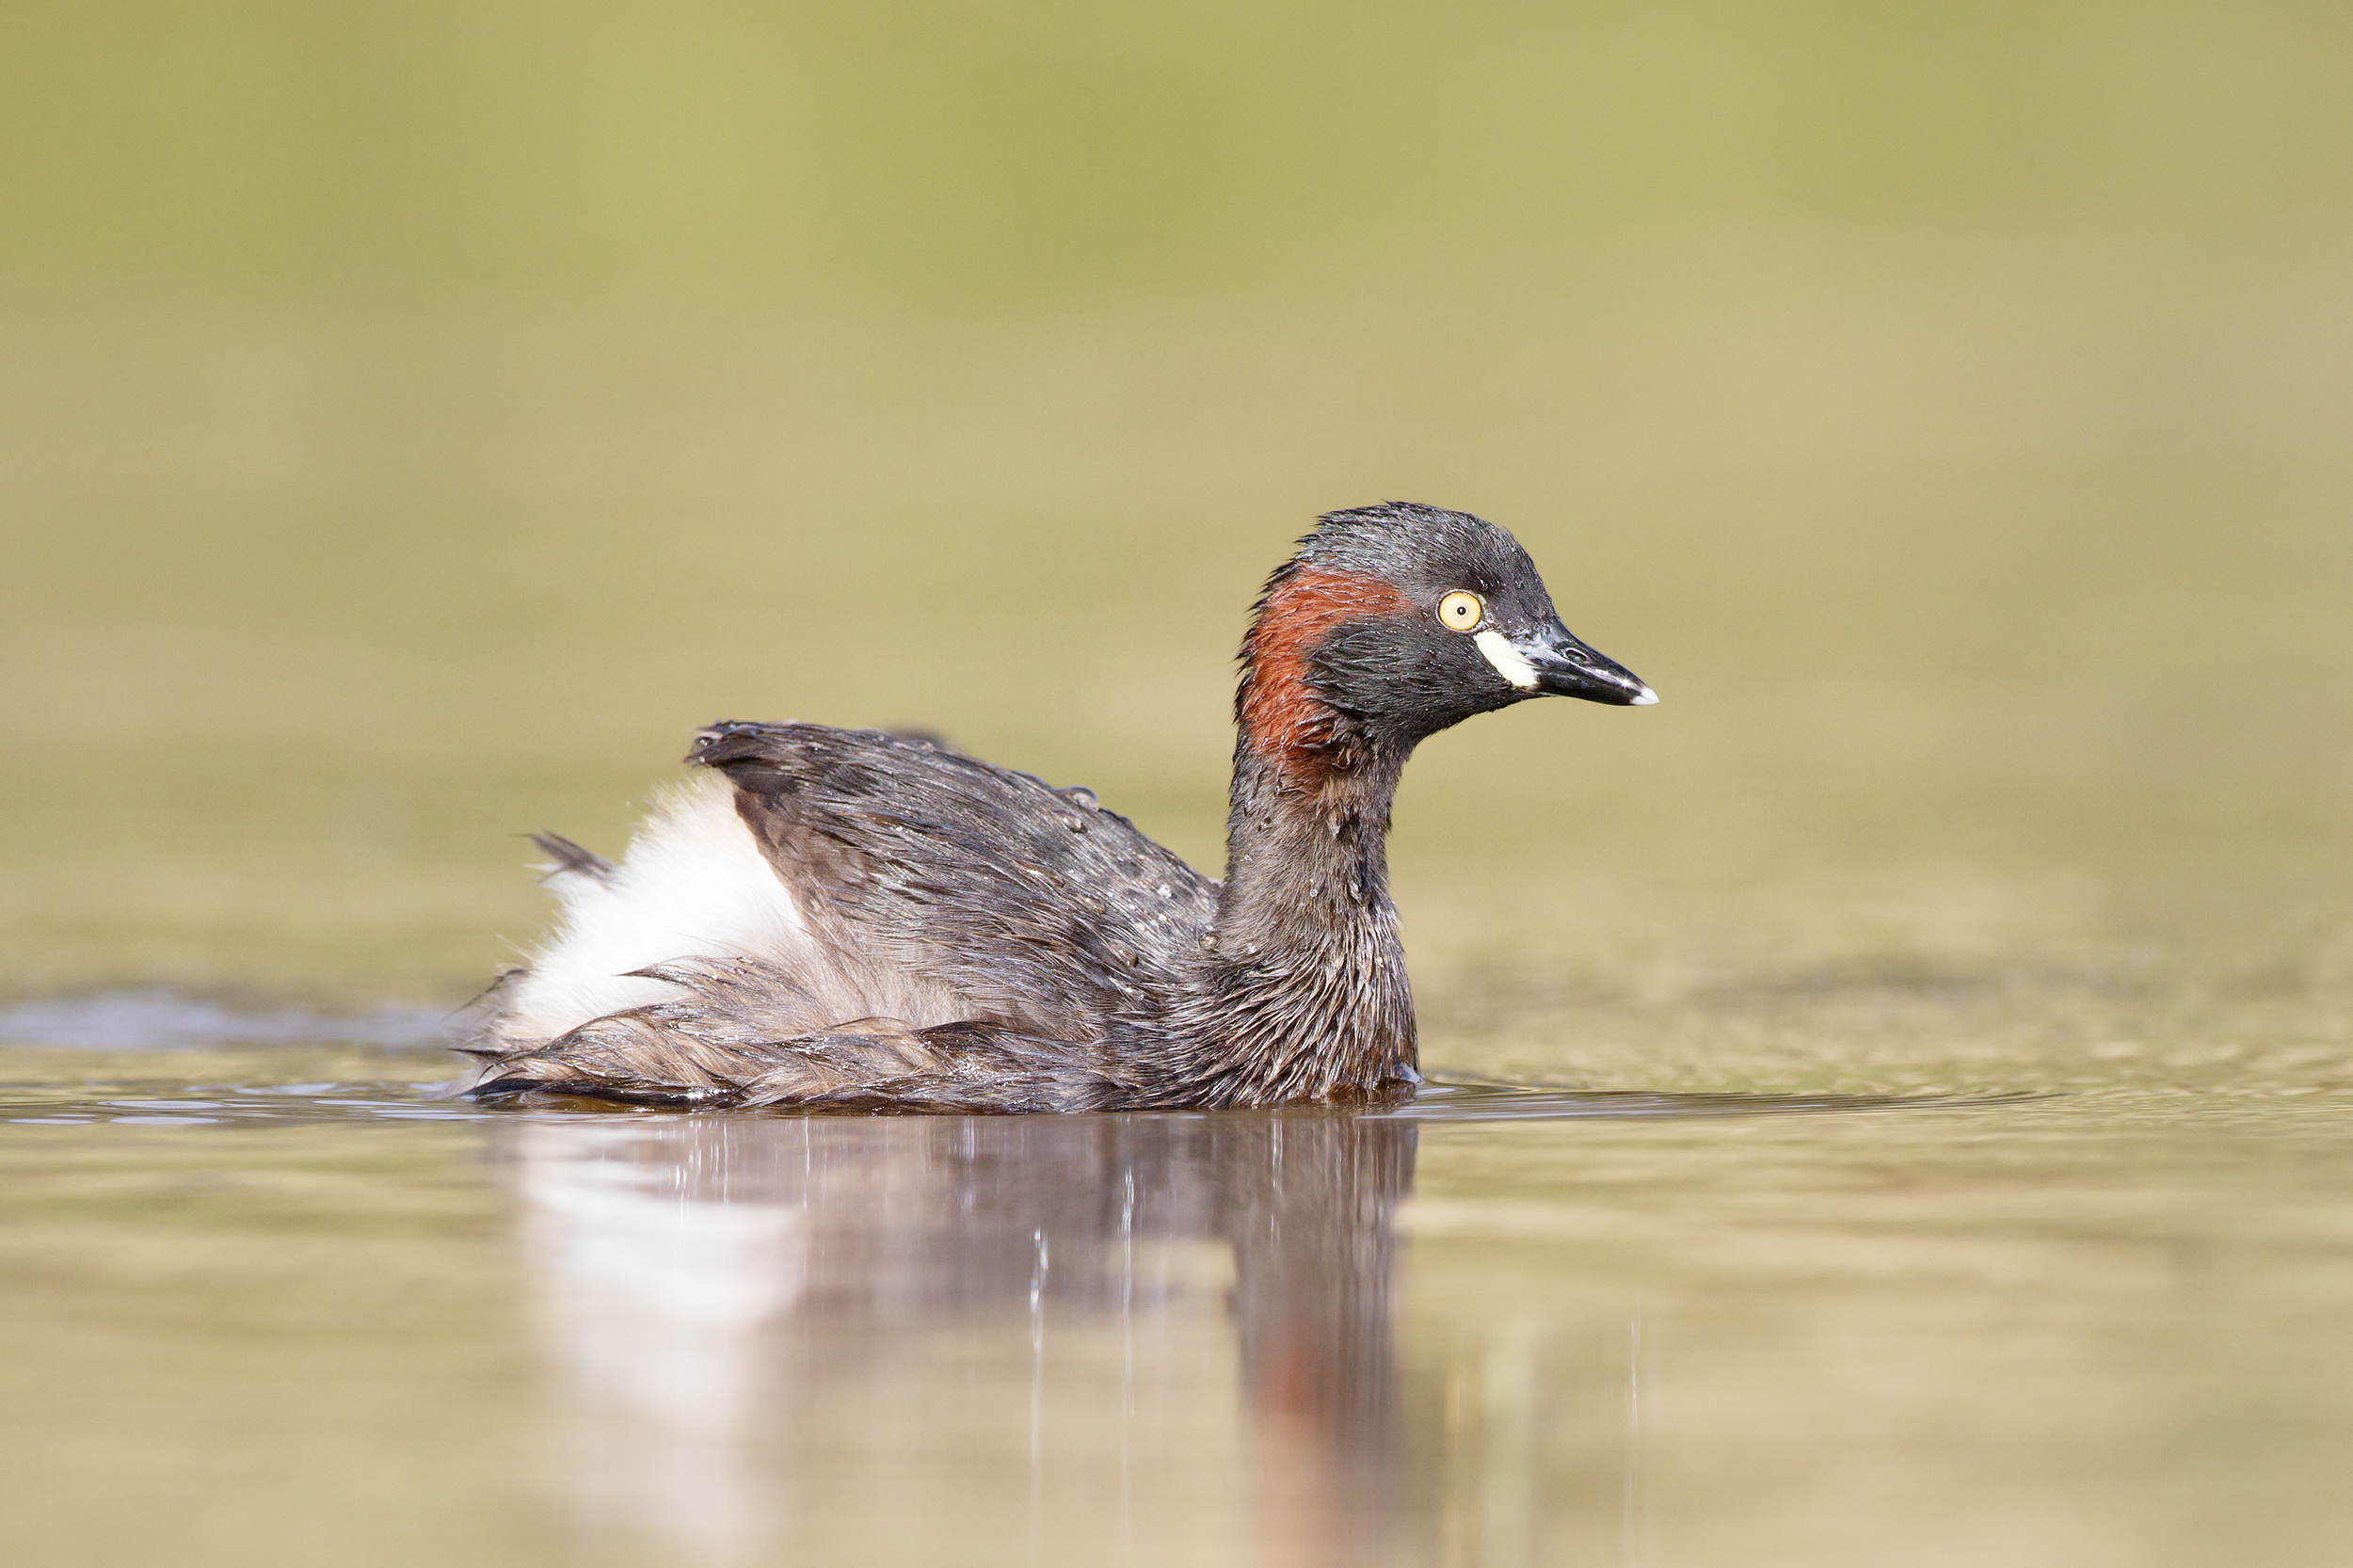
1237, 568, 1411, 779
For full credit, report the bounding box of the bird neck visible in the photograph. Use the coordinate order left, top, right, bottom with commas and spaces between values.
1175, 729, 1417, 1104
1215, 738, 1405, 956
1217, 568, 1415, 964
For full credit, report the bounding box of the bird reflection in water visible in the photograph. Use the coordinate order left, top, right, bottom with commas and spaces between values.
500, 1111, 1417, 1566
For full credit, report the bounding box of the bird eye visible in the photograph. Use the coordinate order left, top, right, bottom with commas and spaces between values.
1437, 590, 1484, 632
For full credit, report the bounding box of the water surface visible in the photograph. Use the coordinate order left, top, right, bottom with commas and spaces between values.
3, 1012, 2345, 1568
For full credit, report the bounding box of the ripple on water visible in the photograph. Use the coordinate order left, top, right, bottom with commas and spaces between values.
0, 989, 457, 1051
0, 990, 2053, 1127
0, 1074, 2035, 1128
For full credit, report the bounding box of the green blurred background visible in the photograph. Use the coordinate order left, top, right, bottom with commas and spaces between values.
3, 3, 2348, 1075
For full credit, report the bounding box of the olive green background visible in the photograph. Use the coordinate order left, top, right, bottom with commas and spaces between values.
6, 3, 2347, 1022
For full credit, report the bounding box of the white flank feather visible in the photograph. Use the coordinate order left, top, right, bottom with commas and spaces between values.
500, 773, 811, 1042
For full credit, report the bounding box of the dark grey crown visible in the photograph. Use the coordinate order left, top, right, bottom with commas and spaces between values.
1292, 502, 1548, 609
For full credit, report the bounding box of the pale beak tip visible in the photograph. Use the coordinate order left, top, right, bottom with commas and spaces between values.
1629, 687, 1659, 707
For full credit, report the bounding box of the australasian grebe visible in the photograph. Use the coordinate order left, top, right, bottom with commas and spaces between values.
467, 502, 1654, 1112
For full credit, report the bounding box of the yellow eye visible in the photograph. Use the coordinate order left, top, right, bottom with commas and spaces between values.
1437, 590, 1484, 632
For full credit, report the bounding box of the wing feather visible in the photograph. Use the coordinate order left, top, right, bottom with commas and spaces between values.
689, 722, 1218, 1040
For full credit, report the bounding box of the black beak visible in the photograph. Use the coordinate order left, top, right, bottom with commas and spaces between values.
1514, 617, 1657, 707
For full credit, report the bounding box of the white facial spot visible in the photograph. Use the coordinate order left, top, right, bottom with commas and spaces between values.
1473, 630, 1540, 691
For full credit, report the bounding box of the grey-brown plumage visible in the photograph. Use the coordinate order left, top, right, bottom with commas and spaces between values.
467, 503, 1654, 1112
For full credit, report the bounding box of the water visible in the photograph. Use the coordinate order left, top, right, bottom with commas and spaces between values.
3, 999, 2346, 1568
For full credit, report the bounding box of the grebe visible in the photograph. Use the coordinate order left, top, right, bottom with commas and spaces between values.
467, 502, 1653, 1112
